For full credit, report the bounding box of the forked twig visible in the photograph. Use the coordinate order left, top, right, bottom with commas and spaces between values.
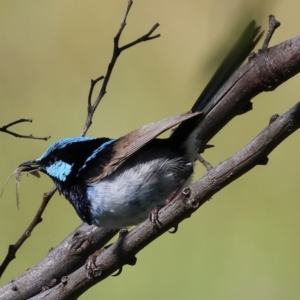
81, 0, 160, 136
0, 119, 50, 141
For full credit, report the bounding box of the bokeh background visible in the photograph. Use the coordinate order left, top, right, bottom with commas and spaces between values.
0, 0, 300, 299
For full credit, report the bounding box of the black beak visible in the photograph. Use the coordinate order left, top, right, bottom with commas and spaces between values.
17, 160, 42, 178
18, 160, 40, 171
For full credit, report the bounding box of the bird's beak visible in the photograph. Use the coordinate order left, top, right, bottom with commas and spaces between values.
18, 160, 40, 170
17, 160, 42, 178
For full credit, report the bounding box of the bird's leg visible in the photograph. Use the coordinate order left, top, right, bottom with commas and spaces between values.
149, 177, 188, 232
85, 229, 136, 278
111, 229, 131, 276
149, 205, 164, 230
197, 154, 213, 171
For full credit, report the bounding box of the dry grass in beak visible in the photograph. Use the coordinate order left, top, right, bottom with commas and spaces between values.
0, 166, 41, 209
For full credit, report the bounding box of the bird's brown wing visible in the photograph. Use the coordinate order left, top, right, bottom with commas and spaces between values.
88, 111, 202, 182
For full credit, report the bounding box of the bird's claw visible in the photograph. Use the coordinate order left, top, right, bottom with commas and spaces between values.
168, 225, 178, 234
85, 248, 104, 279
149, 205, 164, 231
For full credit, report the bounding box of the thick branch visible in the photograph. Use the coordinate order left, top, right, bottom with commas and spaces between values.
197, 34, 300, 146
28, 102, 300, 300
1, 24, 300, 299
0, 224, 118, 300
1, 32, 300, 298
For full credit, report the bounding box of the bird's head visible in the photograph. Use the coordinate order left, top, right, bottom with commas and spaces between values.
18, 137, 116, 184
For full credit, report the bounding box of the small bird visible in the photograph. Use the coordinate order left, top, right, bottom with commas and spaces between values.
18, 22, 261, 229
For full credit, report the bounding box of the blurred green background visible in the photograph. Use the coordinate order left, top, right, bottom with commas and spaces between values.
1, 0, 300, 299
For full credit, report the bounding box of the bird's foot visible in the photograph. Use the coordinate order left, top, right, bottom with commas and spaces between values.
149, 205, 164, 231
85, 248, 105, 279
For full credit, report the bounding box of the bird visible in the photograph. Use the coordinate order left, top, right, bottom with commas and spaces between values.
18, 22, 261, 229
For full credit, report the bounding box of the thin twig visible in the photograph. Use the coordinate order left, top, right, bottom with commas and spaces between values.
0, 188, 56, 278
262, 15, 281, 50
120, 23, 160, 51
0, 119, 50, 141
81, 0, 160, 136
88, 76, 104, 107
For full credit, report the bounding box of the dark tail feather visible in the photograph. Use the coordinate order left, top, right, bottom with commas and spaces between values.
171, 21, 262, 146
192, 21, 262, 113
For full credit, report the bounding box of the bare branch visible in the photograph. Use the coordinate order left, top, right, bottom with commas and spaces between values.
81, 0, 160, 136
0, 188, 56, 278
27, 101, 300, 300
1, 25, 300, 298
195, 34, 300, 147
0, 224, 118, 300
87, 76, 104, 107
262, 14, 281, 50
0, 119, 50, 141
1, 5, 300, 299
119, 23, 160, 51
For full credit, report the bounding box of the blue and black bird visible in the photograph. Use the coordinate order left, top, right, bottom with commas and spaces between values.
18, 23, 261, 229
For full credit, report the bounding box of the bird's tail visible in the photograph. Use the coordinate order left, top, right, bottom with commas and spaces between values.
170, 21, 262, 159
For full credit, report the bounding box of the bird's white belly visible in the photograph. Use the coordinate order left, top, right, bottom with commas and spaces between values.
86, 157, 193, 228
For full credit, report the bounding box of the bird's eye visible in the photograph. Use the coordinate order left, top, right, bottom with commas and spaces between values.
47, 156, 58, 166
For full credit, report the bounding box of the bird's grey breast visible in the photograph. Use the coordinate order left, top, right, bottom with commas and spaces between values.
86, 147, 193, 228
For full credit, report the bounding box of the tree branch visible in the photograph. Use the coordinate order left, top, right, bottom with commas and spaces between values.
0, 188, 56, 278
0, 119, 50, 141
26, 102, 300, 300
1, 6, 300, 300
262, 14, 281, 50
1, 18, 300, 298
81, 0, 160, 136
197, 34, 300, 147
